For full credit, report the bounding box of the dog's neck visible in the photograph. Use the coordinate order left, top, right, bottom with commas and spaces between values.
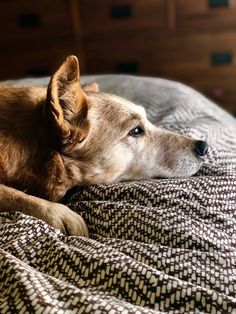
0, 86, 80, 201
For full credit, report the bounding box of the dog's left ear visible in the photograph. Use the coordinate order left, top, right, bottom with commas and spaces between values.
46, 55, 89, 146
82, 82, 99, 92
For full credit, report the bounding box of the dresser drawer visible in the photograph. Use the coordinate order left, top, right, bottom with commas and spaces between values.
84, 31, 157, 74
176, 0, 236, 33
0, 0, 73, 42
150, 32, 236, 76
0, 44, 78, 80
79, 0, 166, 37
85, 31, 236, 73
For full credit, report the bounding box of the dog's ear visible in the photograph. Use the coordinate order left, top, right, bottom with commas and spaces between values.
82, 82, 99, 92
46, 55, 89, 147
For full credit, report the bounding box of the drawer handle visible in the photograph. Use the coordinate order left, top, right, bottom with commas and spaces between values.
208, 0, 229, 8
18, 13, 41, 28
110, 5, 133, 19
116, 62, 138, 73
211, 53, 233, 65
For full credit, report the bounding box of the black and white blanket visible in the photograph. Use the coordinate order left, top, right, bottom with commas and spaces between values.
0, 75, 236, 313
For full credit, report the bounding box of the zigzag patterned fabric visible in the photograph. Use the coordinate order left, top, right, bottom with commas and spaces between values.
0, 75, 236, 313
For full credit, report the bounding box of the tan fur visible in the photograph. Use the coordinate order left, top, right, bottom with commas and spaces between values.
0, 56, 207, 236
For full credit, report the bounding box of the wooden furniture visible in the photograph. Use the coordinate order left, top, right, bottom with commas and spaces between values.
79, 0, 236, 113
0, 0, 236, 112
0, 0, 85, 80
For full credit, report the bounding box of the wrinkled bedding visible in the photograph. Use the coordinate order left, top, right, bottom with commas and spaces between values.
0, 75, 236, 313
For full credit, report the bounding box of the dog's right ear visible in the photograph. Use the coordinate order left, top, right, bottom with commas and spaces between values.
46, 55, 90, 147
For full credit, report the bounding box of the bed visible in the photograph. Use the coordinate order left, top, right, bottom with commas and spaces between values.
0, 75, 236, 313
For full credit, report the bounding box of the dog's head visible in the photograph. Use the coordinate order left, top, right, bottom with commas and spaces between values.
46, 55, 208, 185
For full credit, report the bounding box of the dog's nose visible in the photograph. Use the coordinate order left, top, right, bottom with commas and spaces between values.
194, 140, 209, 157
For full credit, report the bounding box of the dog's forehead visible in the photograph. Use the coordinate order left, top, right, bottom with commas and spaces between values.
110, 94, 145, 114
88, 92, 146, 117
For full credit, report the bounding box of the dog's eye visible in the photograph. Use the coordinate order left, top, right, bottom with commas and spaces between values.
128, 126, 145, 137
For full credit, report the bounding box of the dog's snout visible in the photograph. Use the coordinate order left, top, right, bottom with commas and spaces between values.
194, 140, 209, 157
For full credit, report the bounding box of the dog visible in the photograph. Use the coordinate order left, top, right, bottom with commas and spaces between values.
0, 55, 208, 236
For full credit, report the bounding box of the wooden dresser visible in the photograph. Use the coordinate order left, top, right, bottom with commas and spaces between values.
79, 0, 236, 113
0, 0, 85, 80
0, 0, 236, 112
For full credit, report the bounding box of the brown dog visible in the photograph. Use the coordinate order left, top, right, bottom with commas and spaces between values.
0, 56, 208, 236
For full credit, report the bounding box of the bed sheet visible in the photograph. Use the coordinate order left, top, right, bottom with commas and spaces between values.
0, 75, 236, 313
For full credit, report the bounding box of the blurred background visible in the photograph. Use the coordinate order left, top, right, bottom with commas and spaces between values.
0, 0, 236, 113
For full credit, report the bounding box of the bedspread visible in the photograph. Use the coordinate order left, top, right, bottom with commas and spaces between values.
0, 75, 236, 313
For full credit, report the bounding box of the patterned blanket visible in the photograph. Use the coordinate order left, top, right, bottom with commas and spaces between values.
0, 75, 236, 313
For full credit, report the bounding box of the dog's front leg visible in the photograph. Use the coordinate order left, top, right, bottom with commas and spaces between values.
0, 184, 88, 236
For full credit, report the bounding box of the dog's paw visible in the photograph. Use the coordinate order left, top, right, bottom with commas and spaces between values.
45, 203, 88, 237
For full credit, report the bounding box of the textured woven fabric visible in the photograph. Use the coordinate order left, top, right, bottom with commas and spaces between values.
0, 75, 236, 313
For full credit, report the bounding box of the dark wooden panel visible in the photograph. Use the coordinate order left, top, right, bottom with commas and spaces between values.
84, 30, 236, 112
85, 31, 236, 72
0, 43, 79, 80
0, 0, 73, 42
176, 0, 236, 33
79, 0, 166, 37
